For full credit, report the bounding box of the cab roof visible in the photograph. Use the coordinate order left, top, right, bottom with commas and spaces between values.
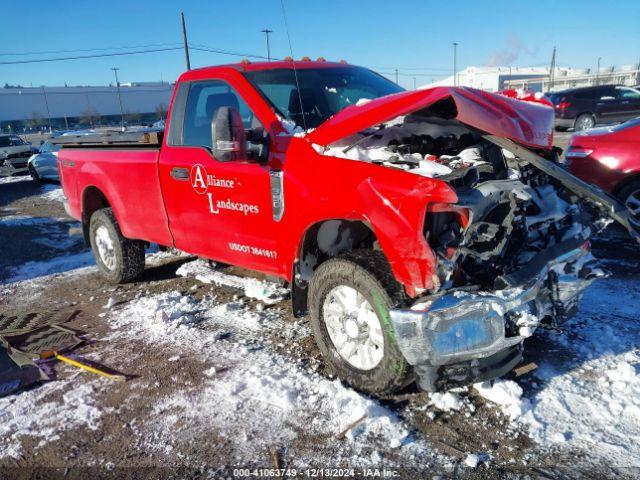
179, 60, 353, 81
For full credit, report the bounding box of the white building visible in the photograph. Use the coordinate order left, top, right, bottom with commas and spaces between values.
422, 66, 554, 92
0, 83, 173, 126
421, 65, 640, 93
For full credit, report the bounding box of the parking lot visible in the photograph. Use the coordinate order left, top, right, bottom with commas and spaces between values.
1, 133, 640, 477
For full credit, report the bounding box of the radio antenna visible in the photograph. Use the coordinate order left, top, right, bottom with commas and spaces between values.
280, 0, 307, 131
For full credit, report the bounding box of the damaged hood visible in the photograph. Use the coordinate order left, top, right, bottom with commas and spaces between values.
306, 87, 554, 150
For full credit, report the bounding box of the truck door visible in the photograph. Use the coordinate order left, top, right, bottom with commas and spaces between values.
159, 79, 282, 275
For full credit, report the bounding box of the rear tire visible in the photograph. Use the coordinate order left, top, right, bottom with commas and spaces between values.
618, 180, 640, 227
89, 208, 145, 283
308, 250, 413, 396
574, 113, 596, 131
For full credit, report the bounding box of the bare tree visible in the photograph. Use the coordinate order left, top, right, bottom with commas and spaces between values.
124, 111, 141, 124
80, 107, 101, 128
155, 103, 168, 120
28, 112, 43, 130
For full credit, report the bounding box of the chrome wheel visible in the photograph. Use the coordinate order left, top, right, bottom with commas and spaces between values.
625, 189, 640, 226
575, 115, 595, 131
94, 225, 116, 271
323, 285, 384, 371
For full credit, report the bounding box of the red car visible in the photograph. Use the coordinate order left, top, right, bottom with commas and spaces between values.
566, 118, 640, 223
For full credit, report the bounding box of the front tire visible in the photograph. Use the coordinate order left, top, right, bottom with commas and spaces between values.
89, 208, 145, 283
308, 250, 413, 396
618, 180, 640, 227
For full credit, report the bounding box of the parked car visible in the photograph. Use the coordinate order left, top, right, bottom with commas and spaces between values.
548, 85, 640, 131
28, 141, 61, 182
0, 134, 37, 176
58, 61, 623, 394
566, 118, 640, 224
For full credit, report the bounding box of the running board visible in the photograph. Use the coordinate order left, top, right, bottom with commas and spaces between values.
484, 135, 640, 244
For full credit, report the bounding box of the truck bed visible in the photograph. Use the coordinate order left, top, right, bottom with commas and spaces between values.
57, 136, 172, 248
52, 130, 163, 149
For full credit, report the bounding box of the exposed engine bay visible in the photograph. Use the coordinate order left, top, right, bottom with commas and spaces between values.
313, 107, 608, 299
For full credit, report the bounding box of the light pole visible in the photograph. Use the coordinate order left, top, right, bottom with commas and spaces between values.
261, 29, 273, 61
453, 42, 459, 87
111, 67, 125, 131
181, 12, 191, 70
41, 86, 52, 133
596, 57, 601, 86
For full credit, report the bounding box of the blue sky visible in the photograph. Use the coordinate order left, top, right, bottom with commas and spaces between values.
1, 0, 638, 89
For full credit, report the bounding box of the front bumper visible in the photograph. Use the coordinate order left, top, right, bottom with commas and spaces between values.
0, 159, 29, 176
389, 241, 605, 391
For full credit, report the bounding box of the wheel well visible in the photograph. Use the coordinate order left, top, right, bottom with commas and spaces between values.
81, 186, 111, 243
291, 219, 379, 317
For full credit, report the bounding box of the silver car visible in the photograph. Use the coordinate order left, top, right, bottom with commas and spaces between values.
28, 141, 61, 182
0, 135, 36, 176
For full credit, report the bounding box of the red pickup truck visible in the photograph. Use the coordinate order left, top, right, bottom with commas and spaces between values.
58, 60, 634, 394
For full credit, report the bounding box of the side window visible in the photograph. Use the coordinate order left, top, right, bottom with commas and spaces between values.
617, 88, 640, 100
179, 80, 260, 148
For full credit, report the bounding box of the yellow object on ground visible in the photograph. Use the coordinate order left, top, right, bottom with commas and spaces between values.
41, 351, 126, 382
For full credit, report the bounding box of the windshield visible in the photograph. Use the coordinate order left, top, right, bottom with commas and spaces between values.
243, 66, 404, 130
546, 92, 564, 105
0, 135, 26, 148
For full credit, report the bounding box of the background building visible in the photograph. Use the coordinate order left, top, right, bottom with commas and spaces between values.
421, 65, 640, 93
0, 83, 173, 132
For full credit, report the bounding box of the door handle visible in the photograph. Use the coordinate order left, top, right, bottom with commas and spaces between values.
170, 167, 189, 181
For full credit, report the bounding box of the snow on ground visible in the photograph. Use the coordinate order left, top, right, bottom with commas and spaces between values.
107, 290, 443, 466
2, 251, 95, 284
475, 276, 640, 467
176, 259, 289, 305
0, 175, 31, 184
0, 379, 106, 459
40, 185, 65, 202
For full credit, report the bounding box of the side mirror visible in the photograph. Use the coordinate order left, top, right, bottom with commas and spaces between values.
211, 106, 246, 161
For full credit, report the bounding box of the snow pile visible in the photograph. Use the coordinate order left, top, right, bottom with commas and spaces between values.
0, 175, 31, 184
154, 357, 414, 457
476, 277, 640, 467
40, 185, 65, 202
428, 391, 464, 412
0, 381, 103, 458
110, 290, 437, 464
3, 251, 94, 284
176, 260, 289, 305
474, 380, 526, 419
464, 452, 489, 468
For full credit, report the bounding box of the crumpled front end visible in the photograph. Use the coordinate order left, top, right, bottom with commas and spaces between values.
390, 240, 605, 391
387, 135, 610, 391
